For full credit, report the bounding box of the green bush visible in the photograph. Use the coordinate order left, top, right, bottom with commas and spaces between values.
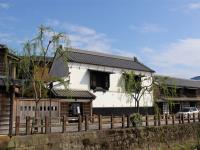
130, 113, 142, 127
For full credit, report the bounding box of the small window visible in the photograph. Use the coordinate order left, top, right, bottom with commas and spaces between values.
28, 106, 31, 111
20, 106, 23, 111
51, 106, 54, 111
44, 106, 46, 111
48, 106, 50, 111
90, 71, 110, 91
32, 106, 35, 111
40, 106, 42, 111
55, 106, 57, 111
24, 106, 27, 111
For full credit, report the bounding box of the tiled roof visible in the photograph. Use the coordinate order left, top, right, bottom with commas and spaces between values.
191, 76, 200, 80
156, 75, 200, 88
52, 89, 96, 100
49, 48, 154, 77
158, 97, 200, 102
49, 53, 69, 78
68, 48, 154, 72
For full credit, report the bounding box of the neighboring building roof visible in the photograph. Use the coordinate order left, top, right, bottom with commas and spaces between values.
156, 75, 200, 88
191, 76, 200, 80
52, 89, 96, 100
158, 97, 200, 102
0, 44, 20, 61
49, 48, 154, 77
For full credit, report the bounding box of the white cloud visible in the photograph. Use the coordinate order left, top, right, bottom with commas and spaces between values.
0, 32, 13, 43
46, 19, 116, 53
0, 16, 18, 29
0, 3, 10, 9
130, 23, 166, 33
141, 47, 154, 53
173, 2, 200, 13
184, 2, 200, 11
0, 32, 25, 47
143, 38, 200, 78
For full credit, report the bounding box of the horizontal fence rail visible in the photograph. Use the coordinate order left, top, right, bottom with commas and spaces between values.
12, 113, 200, 136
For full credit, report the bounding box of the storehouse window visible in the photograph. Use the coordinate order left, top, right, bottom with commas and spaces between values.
90, 70, 110, 92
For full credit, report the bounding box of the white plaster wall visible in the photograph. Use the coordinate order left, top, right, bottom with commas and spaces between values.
55, 62, 154, 108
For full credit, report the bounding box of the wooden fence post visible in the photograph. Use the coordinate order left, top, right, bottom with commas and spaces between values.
34, 118, 38, 133
45, 116, 50, 134
179, 114, 181, 124
62, 116, 66, 133
78, 115, 82, 132
193, 113, 196, 123
158, 114, 161, 126
26, 116, 31, 135
122, 115, 125, 128
41, 119, 44, 133
92, 115, 95, 123
154, 115, 157, 126
198, 113, 200, 122
172, 114, 175, 125
146, 115, 149, 126
165, 114, 168, 125
85, 115, 88, 131
15, 116, 20, 135
188, 114, 190, 123
111, 115, 114, 129
98, 115, 102, 130
181, 114, 184, 124
127, 115, 130, 128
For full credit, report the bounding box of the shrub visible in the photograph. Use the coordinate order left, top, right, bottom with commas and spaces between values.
130, 113, 142, 127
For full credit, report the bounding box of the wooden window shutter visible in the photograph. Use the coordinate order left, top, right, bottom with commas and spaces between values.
90, 71, 96, 89
105, 74, 110, 90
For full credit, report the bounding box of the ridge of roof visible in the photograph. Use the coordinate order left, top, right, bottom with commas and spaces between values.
155, 74, 200, 88
67, 47, 155, 72
68, 47, 137, 62
156, 74, 200, 82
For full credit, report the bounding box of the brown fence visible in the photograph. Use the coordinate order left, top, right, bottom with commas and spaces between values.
13, 113, 200, 135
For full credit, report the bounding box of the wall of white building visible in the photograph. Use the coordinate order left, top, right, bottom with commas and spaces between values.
54, 62, 154, 108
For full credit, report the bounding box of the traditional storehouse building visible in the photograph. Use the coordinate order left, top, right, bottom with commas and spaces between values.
49, 48, 155, 116
156, 76, 200, 114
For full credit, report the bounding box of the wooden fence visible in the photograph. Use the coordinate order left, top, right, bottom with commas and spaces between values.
13, 113, 200, 135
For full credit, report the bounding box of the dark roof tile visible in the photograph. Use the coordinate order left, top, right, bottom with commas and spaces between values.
156, 75, 200, 88
68, 48, 154, 72
49, 48, 154, 77
52, 89, 96, 100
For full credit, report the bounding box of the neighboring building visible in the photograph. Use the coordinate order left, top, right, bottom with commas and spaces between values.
156, 76, 200, 114
0, 44, 20, 134
49, 48, 155, 116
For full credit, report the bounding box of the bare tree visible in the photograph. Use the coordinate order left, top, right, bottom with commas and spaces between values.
18, 25, 69, 118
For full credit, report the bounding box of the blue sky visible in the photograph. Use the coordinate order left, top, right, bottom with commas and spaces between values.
1, 0, 200, 78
